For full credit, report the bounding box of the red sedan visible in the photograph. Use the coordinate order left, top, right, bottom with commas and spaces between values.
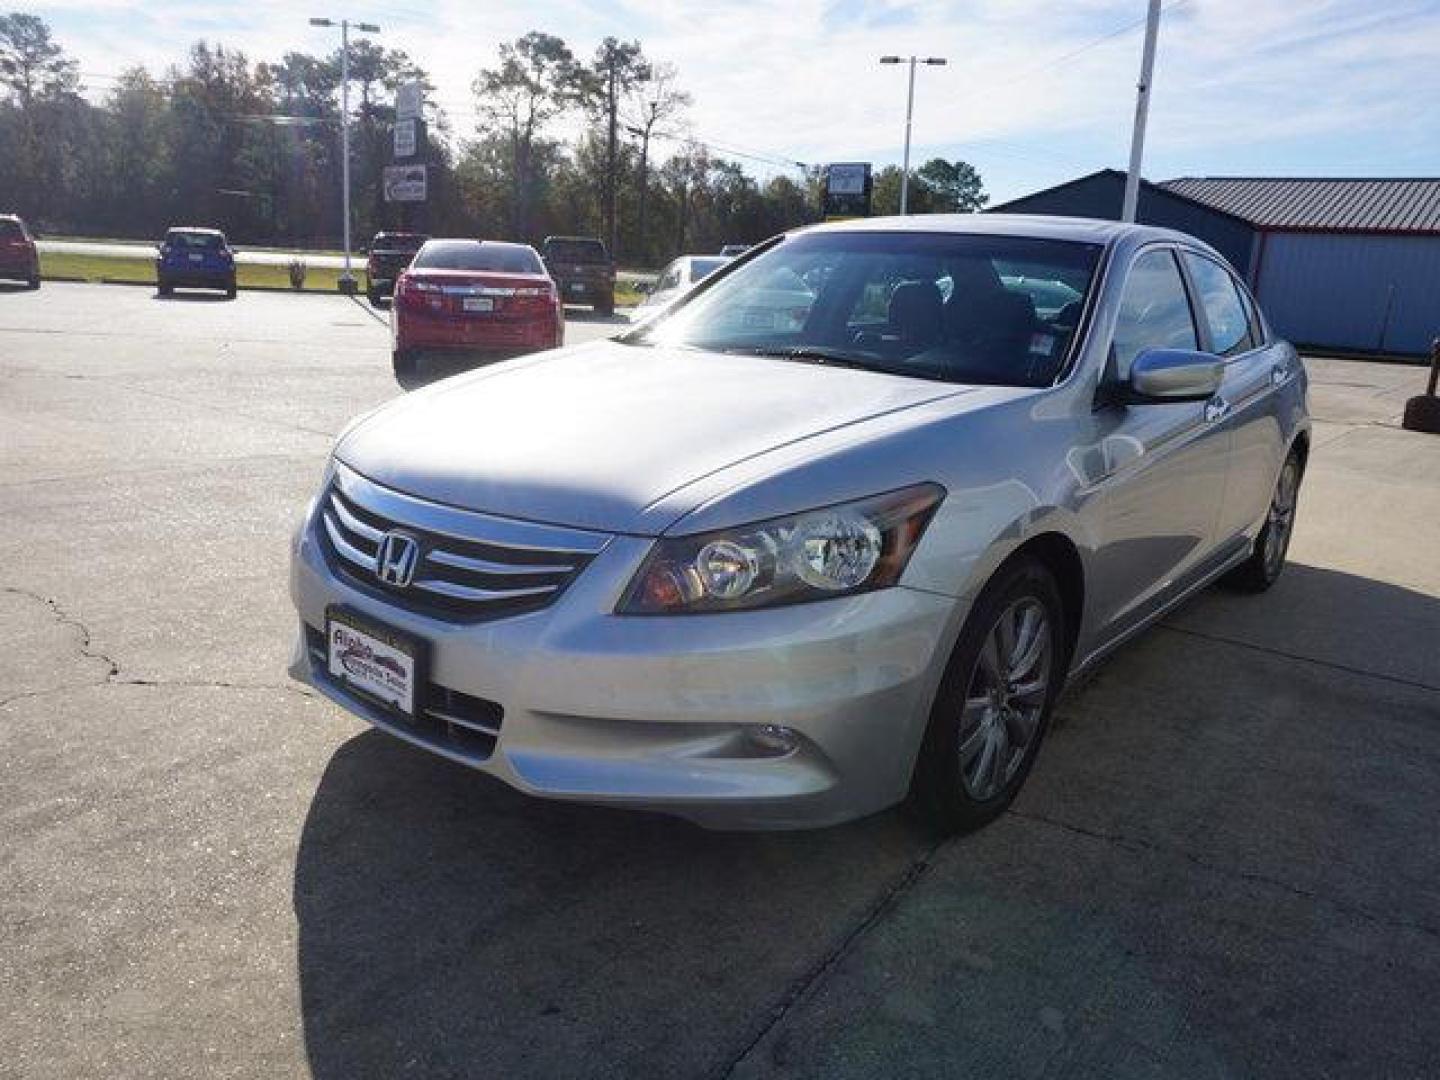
391, 239, 564, 378
0, 214, 40, 289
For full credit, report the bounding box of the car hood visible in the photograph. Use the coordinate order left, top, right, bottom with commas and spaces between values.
335, 341, 981, 535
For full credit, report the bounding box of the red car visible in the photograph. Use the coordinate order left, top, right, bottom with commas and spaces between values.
0, 214, 40, 289
391, 239, 564, 378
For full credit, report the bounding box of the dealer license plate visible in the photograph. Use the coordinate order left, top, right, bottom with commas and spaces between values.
462, 297, 494, 312
326, 609, 420, 715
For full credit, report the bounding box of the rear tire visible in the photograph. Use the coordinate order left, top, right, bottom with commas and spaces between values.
908, 558, 1068, 835
225, 281, 237, 299
367, 285, 382, 306
392, 349, 418, 379
27, 274, 40, 290
1222, 450, 1303, 593
596, 295, 614, 316
158, 281, 172, 296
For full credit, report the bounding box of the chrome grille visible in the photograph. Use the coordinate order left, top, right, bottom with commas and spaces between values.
317, 462, 609, 622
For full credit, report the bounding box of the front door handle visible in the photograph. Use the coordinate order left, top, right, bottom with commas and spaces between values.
1204, 396, 1231, 423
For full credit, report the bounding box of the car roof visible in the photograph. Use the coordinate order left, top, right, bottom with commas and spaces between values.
166, 226, 225, 236
0, 213, 22, 222
421, 238, 536, 251
800, 212, 1199, 249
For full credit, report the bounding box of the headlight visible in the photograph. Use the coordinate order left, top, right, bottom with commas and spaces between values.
619, 484, 944, 614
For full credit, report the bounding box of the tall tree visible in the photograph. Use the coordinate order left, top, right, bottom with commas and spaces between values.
0, 13, 78, 107
472, 32, 580, 239
916, 158, 988, 212
583, 37, 649, 258
623, 62, 688, 264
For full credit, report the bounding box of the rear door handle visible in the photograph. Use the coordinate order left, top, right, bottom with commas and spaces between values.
1204, 396, 1231, 423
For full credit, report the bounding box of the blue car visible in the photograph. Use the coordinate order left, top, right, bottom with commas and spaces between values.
156, 227, 237, 297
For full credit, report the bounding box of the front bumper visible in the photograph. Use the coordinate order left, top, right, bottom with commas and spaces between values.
289, 509, 957, 829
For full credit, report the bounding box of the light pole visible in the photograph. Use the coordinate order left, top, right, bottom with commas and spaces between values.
309, 16, 379, 292
879, 55, 946, 215
1121, 0, 1163, 223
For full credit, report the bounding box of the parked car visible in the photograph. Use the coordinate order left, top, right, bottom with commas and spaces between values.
390, 238, 562, 378
719, 244, 751, 257
156, 227, 236, 297
0, 214, 41, 289
291, 215, 1308, 833
541, 236, 615, 314
631, 254, 731, 319
365, 231, 428, 304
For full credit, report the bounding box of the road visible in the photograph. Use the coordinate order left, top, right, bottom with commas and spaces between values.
2, 282, 1438, 1079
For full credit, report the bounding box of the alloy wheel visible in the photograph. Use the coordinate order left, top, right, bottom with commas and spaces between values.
1263, 459, 1300, 576
957, 597, 1052, 800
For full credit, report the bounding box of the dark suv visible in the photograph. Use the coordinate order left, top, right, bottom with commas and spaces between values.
0, 214, 40, 289
365, 232, 428, 304
541, 236, 615, 315
156, 227, 237, 297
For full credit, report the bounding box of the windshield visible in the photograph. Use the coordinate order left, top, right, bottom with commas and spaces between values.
166, 231, 223, 249
374, 233, 427, 251
691, 256, 729, 281
413, 240, 544, 274
626, 231, 1103, 387
545, 239, 608, 263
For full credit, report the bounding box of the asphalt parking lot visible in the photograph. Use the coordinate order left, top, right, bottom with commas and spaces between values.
3, 281, 1438, 1079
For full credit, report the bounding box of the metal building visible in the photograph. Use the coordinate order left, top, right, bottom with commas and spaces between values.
990, 170, 1440, 356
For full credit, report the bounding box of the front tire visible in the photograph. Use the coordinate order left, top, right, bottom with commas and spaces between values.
27, 274, 40, 290
909, 558, 1067, 834
225, 280, 237, 299
596, 294, 614, 316
392, 349, 418, 379
1223, 450, 1302, 593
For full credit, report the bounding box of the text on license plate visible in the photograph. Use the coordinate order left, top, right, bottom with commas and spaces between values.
327, 613, 417, 715
463, 297, 494, 312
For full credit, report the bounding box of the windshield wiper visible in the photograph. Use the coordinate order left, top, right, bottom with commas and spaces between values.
731, 345, 883, 371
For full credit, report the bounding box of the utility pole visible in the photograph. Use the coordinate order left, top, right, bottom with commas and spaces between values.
607, 63, 618, 258
309, 16, 379, 292
880, 55, 947, 215
1121, 0, 1162, 224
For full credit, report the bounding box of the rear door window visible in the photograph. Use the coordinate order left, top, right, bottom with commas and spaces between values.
1112, 249, 1199, 378
1181, 252, 1255, 357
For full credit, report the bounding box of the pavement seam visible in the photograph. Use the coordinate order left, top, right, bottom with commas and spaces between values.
1009, 809, 1440, 943
1156, 622, 1440, 695
0, 585, 315, 709
714, 835, 948, 1079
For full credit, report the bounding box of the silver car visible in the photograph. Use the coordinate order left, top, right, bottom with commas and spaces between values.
290, 215, 1308, 832
631, 254, 732, 319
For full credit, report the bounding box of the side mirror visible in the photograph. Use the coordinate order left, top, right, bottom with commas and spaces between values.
1128, 348, 1223, 402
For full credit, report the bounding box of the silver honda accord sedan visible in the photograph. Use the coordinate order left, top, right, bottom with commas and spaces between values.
289, 214, 1308, 832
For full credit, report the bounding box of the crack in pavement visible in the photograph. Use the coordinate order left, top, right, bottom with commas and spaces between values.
0, 585, 315, 709
714, 834, 948, 1079
1009, 808, 1440, 944
1156, 622, 1440, 694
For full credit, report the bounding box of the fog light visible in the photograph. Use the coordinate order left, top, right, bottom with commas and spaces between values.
747, 724, 798, 755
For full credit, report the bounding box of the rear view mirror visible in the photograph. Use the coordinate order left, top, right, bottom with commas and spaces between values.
1129, 348, 1223, 402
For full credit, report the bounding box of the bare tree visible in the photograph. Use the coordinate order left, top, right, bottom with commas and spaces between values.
623, 63, 690, 263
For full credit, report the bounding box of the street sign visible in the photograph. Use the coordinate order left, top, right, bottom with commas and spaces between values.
826, 163, 869, 196
393, 119, 417, 159
395, 81, 423, 122
383, 164, 427, 203
822, 163, 873, 219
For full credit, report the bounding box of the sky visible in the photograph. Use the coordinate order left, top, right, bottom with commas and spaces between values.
33, 0, 1440, 204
